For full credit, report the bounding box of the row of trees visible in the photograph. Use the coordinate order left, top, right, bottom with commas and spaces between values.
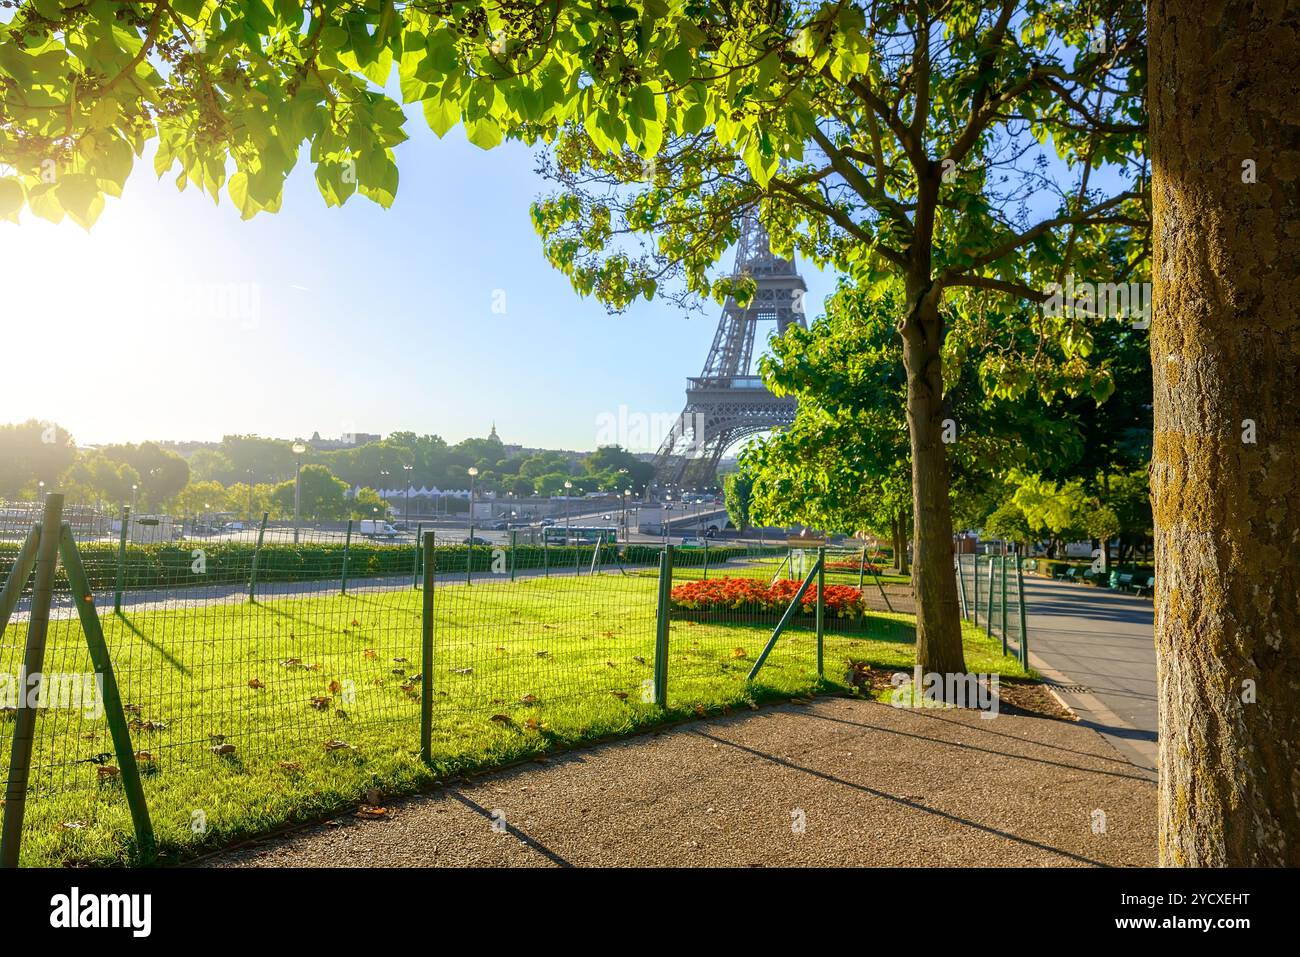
0, 419, 655, 517
1, 0, 1290, 865
734, 276, 1152, 571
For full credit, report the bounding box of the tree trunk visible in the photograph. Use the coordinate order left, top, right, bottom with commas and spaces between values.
900, 284, 965, 676
1150, 0, 1300, 865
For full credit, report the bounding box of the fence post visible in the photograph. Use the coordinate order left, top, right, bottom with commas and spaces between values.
58, 525, 156, 863
973, 553, 980, 627
815, 546, 825, 678
857, 545, 866, 590
341, 519, 353, 595
702, 540, 709, 581
412, 522, 422, 589
0, 493, 64, 868
543, 534, 549, 578
0, 527, 39, 640
420, 532, 435, 763
113, 505, 130, 614
466, 536, 473, 586
247, 512, 269, 602
653, 545, 674, 709
510, 529, 517, 582
956, 555, 968, 619
1000, 554, 1008, 655
1017, 558, 1029, 670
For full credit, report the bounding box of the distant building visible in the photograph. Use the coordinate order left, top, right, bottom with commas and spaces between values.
309, 430, 381, 450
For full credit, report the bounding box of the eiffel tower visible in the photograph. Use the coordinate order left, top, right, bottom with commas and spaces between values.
652, 217, 809, 488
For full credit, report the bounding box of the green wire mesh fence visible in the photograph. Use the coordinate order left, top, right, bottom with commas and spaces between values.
954, 552, 1029, 668
2, 496, 1031, 866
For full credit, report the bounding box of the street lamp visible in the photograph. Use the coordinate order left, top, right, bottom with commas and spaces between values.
130, 483, 139, 511
467, 467, 479, 539
245, 469, 254, 522
402, 463, 414, 525
292, 441, 307, 543
564, 480, 573, 539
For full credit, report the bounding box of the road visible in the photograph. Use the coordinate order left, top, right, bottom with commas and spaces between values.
1022, 575, 1157, 780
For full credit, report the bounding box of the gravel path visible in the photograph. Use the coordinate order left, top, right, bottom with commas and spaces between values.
200, 696, 1155, 868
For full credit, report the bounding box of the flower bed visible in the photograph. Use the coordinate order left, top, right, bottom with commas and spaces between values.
669, 576, 867, 620
825, 560, 885, 574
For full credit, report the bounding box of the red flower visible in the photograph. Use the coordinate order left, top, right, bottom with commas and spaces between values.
670, 577, 866, 618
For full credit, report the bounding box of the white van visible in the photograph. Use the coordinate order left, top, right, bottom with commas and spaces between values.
358, 519, 399, 538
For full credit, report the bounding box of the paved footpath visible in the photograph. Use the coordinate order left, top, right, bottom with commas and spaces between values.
1021, 575, 1157, 779
203, 697, 1154, 868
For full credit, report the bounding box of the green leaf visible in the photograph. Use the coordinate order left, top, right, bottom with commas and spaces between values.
464, 116, 503, 150
0, 177, 24, 222
422, 96, 460, 137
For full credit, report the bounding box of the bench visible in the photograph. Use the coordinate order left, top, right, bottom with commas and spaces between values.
1055, 566, 1082, 582
1133, 576, 1155, 597
1109, 572, 1134, 591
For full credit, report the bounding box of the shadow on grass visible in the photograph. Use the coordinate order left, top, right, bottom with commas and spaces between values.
116, 612, 193, 677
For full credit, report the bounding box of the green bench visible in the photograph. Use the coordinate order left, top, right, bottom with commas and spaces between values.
1133, 576, 1155, 597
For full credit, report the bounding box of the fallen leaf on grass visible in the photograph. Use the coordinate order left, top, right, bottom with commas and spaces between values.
133, 751, 153, 763
355, 805, 389, 820
450, 667, 472, 675
393, 657, 409, 664
731, 648, 747, 659
323, 739, 353, 752
211, 743, 237, 756
693, 705, 706, 717
611, 691, 628, 701
351, 618, 360, 628
519, 694, 537, 704
328, 679, 342, 694
96, 766, 120, 779
633, 655, 646, 665
277, 761, 303, 773
248, 678, 265, 689
310, 696, 331, 711
280, 658, 303, 669
60, 820, 89, 831
489, 714, 512, 724
523, 718, 542, 731
363, 649, 378, 660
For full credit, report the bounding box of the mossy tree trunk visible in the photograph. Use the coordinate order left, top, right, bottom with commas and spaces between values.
1150, 0, 1300, 866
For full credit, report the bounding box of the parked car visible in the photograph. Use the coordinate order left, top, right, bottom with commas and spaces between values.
462, 536, 491, 546
539, 519, 556, 526
679, 537, 706, 549
489, 521, 508, 530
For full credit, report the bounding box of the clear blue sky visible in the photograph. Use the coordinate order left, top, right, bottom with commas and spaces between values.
0, 119, 837, 454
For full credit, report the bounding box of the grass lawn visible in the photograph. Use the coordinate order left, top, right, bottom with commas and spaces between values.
1, 562, 1027, 866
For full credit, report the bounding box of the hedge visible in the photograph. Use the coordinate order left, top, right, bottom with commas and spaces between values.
0, 540, 785, 593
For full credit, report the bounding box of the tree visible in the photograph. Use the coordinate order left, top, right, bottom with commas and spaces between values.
0, 420, 76, 499
270, 465, 349, 521
722, 471, 753, 533
98, 442, 190, 510
745, 280, 1088, 572
58, 451, 139, 508
1149, 0, 1299, 866
982, 499, 1031, 554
